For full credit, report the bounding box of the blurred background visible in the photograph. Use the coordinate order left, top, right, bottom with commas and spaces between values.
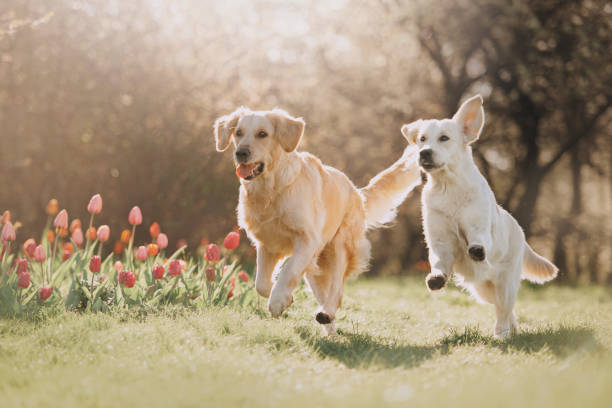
0, 0, 610, 283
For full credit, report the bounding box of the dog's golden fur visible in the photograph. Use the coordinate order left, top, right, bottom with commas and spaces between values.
214, 107, 420, 334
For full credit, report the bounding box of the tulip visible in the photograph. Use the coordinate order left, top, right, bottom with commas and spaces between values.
39, 287, 53, 301
87, 226, 97, 241
70, 219, 81, 233
45, 199, 59, 215
118, 270, 136, 288
58, 228, 68, 238
34, 245, 46, 262
152, 264, 165, 280
89, 256, 101, 274
156, 233, 168, 249
205, 267, 216, 282
53, 209, 68, 230
87, 194, 103, 214
46, 230, 55, 244
16, 258, 28, 275
120, 229, 131, 244
135, 245, 147, 261
62, 250, 72, 261
1, 221, 16, 241
114, 261, 123, 273
23, 238, 36, 257
168, 260, 181, 276
223, 231, 240, 250
72, 228, 84, 247
238, 270, 249, 283
17, 272, 31, 289
149, 222, 160, 239
205, 244, 220, 263
147, 243, 159, 256
128, 206, 143, 225
1, 210, 10, 223
97, 225, 110, 242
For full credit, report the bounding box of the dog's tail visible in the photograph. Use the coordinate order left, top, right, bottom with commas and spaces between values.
360, 145, 421, 228
522, 242, 559, 284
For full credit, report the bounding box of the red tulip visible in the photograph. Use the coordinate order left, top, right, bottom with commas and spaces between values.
118, 270, 136, 288
114, 261, 123, 273
70, 218, 81, 233
1, 221, 16, 241
113, 241, 124, 255
147, 243, 159, 256
72, 228, 84, 247
45, 199, 59, 215
152, 264, 165, 280
54, 209, 68, 230
156, 233, 168, 249
34, 245, 46, 262
16, 258, 28, 275
128, 206, 143, 225
39, 287, 53, 301
23, 238, 36, 258
1, 210, 10, 223
97, 225, 110, 242
168, 260, 181, 276
149, 222, 160, 239
87, 226, 97, 241
87, 194, 103, 214
205, 244, 220, 263
17, 272, 31, 288
238, 270, 249, 283
135, 245, 147, 261
205, 267, 216, 282
89, 256, 101, 274
223, 231, 240, 250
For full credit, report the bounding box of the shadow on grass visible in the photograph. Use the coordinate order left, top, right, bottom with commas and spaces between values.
297, 324, 605, 369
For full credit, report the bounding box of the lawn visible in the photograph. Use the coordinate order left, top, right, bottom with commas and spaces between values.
1, 277, 611, 407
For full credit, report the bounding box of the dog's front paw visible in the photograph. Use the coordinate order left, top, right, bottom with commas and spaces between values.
468, 245, 486, 262
267, 287, 294, 318
426, 273, 447, 291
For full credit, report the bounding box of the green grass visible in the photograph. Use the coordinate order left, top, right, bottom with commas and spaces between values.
1, 278, 611, 407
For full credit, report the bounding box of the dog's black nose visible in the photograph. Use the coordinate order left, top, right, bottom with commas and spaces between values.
235, 147, 251, 163
419, 149, 433, 161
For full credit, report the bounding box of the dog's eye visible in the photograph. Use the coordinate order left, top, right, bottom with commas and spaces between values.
235, 129, 243, 137
257, 131, 268, 138
420, 135, 426, 142
439, 135, 449, 142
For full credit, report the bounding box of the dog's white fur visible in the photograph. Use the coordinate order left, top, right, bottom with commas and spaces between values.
215, 107, 421, 334
402, 95, 558, 338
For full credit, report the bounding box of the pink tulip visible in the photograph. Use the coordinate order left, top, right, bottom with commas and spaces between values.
223, 231, 240, 250
156, 233, 168, 249
39, 287, 53, 301
34, 245, 46, 262
97, 225, 110, 242
135, 245, 147, 261
87, 194, 103, 214
238, 270, 249, 283
168, 260, 181, 276
72, 228, 84, 246
89, 256, 101, 274
1, 210, 10, 223
205, 244, 220, 263
152, 264, 165, 280
17, 272, 31, 289
118, 270, 136, 288
53, 209, 68, 230
16, 258, 28, 275
128, 206, 143, 225
23, 238, 37, 258
114, 261, 123, 273
1, 221, 16, 242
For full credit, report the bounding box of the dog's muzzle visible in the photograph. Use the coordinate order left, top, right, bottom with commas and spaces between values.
419, 149, 436, 170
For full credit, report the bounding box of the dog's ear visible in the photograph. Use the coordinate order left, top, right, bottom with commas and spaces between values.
213, 107, 247, 152
453, 95, 484, 144
401, 120, 423, 145
266, 109, 305, 152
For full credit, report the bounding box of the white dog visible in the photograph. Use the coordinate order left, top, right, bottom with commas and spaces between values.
214, 107, 421, 334
401, 95, 558, 338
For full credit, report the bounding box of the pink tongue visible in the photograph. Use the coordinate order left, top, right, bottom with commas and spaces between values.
236, 163, 257, 179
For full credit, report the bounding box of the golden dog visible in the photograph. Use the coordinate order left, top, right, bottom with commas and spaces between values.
214, 107, 420, 334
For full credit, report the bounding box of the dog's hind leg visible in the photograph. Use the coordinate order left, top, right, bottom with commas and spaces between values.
312, 241, 348, 335
305, 270, 337, 336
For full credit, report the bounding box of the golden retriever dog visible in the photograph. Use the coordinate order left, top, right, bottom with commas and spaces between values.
401, 95, 558, 338
214, 107, 420, 334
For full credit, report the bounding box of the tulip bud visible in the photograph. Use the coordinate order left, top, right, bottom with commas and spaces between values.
17, 272, 31, 289
118, 270, 136, 288
128, 206, 143, 225
45, 199, 59, 216
114, 261, 123, 273
89, 255, 101, 274
120, 229, 131, 244
70, 218, 81, 233
46, 230, 55, 244
87, 194, 103, 214
205, 244, 220, 263
135, 246, 147, 261
62, 250, 72, 261
152, 264, 165, 280
149, 222, 160, 239
72, 228, 84, 247
113, 241, 124, 255
16, 258, 28, 275
97, 225, 110, 242
223, 231, 240, 250
205, 267, 216, 282
39, 287, 53, 301
147, 243, 159, 256
23, 238, 36, 258
1, 210, 10, 223
238, 270, 249, 283
168, 260, 181, 276
87, 226, 97, 241
156, 233, 168, 249
1, 221, 16, 242
34, 245, 46, 262
58, 228, 68, 238
53, 209, 68, 230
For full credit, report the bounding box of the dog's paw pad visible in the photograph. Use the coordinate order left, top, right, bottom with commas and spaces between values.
426, 274, 447, 291
468, 245, 485, 262
315, 312, 332, 325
